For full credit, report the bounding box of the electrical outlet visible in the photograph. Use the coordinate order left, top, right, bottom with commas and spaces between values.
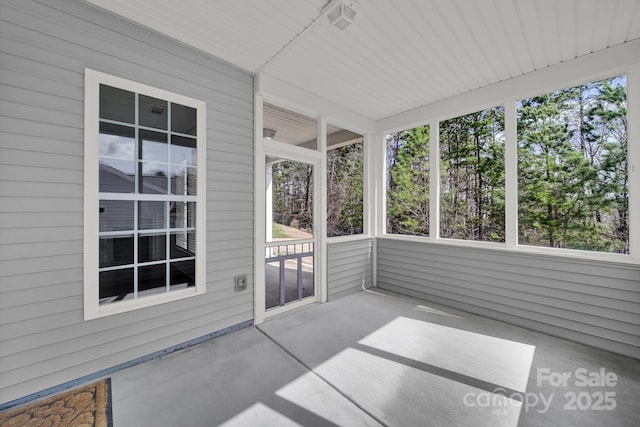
234, 275, 247, 292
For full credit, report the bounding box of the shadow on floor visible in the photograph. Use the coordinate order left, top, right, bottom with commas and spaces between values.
110, 289, 640, 426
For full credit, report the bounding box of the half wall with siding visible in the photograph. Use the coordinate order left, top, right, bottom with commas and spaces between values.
376, 238, 640, 359
0, 0, 254, 403
327, 238, 373, 300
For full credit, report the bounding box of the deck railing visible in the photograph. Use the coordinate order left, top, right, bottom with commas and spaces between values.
265, 239, 314, 307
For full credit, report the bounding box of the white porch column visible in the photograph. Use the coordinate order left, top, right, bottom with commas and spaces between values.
265, 162, 273, 243
254, 90, 266, 324
629, 65, 639, 261
373, 133, 386, 237
429, 119, 440, 240
317, 117, 328, 303
504, 99, 518, 248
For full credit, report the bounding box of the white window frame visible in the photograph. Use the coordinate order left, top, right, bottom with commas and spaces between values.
381, 67, 638, 265
325, 129, 368, 241
84, 68, 207, 320
383, 124, 433, 239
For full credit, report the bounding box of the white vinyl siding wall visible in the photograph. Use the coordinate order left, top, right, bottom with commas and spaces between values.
327, 238, 374, 300
376, 238, 640, 359
376, 43, 640, 360
0, 0, 254, 403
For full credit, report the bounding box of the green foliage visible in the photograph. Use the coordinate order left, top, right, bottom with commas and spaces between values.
270, 80, 628, 255
386, 126, 430, 236
272, 222, 288, 238
439, 107, 505, 242
518, 75, 628, 253
327, 142, 364, 237
385, 76, 628, 254
386, 111, 506, 242
271, 141, 364, 238
271, 160, 313, 232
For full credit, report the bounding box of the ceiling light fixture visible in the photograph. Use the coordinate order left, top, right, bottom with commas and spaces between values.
323, 0, 358, 30
256, 0, 359, 73
263, 128, 277, 139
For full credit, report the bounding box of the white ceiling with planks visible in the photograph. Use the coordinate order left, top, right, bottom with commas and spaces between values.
85, 0, 640, 121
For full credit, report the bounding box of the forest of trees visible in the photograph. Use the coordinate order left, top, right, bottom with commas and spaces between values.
386, 75, 628, 253
518, 75, 628, 253
440, 107, 505, 241
270, 141, 364, 238
386, 108, 505, 241
386, 126, 431, 236
326, 142, 364, 236
270, 76, 628, 254
271, 159, 314, 233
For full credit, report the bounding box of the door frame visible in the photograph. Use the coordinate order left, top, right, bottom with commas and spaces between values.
255, 136, 326, 323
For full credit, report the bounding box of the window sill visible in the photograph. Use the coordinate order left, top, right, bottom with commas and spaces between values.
85, 286, 204, 320
327, 234, 373, 244
379, 234, 638, 266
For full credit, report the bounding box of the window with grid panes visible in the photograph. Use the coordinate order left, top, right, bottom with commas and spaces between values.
84, 70, 205, 318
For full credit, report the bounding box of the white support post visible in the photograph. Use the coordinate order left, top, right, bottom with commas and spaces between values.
375, 133, 387, 237
318, 117, 328, 303
362, 134, 371, 236
363, 133, 378, 237
254, 92, 266, 324
369, 132, 382, 288
628, 65, 640, 261
504, 100, 518, 248
429, 120, 440, 240
265, 163, 273, 243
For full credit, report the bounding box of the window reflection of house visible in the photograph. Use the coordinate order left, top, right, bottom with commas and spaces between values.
98, 159, 196, 304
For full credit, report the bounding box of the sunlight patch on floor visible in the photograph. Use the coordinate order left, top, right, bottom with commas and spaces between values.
313, 347, 522, 427
276, 372, 382, 426
414, 304, 464, 318
219, 402, 302, 427
359, 317, 535, 393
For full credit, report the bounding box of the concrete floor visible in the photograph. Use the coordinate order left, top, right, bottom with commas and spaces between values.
110, 290, 640, 426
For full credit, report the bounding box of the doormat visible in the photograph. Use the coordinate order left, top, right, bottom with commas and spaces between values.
0, 379, 112, 427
